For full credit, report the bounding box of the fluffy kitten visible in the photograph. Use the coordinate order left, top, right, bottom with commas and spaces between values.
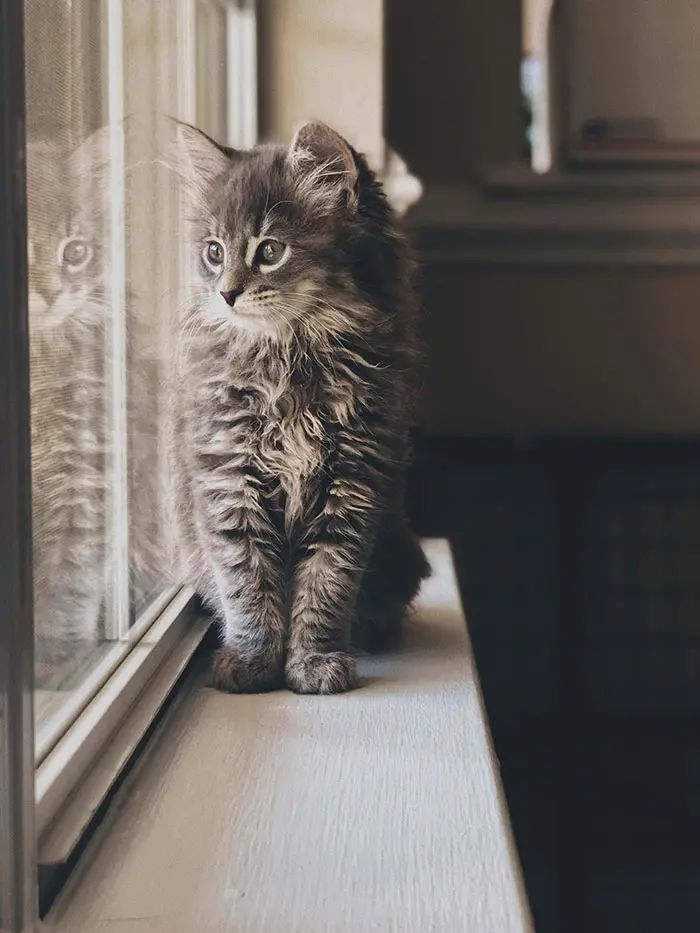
172, 120, 429, 694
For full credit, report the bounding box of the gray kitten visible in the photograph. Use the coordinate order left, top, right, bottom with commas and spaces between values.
172, 121, 429, 694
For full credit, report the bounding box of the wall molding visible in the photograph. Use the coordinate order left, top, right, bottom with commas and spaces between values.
409, 184, 700, 266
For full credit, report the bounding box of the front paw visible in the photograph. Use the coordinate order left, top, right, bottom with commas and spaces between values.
285, 651, 358, 695
212, 646, 283, 694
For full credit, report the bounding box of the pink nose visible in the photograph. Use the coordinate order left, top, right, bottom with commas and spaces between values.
220, 288, 243, 307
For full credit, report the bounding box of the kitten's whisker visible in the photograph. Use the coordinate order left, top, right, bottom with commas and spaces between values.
275, 294, 365, 340
261, 198, 295, 230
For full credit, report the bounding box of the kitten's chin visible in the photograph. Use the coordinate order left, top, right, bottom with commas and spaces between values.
29, 294, 100, 330
232, 313, 288, 340
206, 295, 289, 341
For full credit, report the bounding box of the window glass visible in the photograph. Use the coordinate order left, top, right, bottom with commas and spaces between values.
26, 0, 195, 753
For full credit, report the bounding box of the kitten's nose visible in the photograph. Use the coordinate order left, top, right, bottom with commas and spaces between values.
220, 287, 243, 308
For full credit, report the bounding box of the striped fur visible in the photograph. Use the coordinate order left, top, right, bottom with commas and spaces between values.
173, 121, 429, 694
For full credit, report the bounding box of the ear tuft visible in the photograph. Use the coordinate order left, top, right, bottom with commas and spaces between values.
70, 123, 123, 177
288, 121, 358, 206
175, 121, 232, 185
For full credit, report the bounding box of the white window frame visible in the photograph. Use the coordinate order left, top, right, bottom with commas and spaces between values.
524, 0, 557, 174
226, 0, 258, 149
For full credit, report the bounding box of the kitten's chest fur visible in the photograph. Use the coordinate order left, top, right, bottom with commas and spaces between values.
251, 387, 327, 527
189, 346, 338, 532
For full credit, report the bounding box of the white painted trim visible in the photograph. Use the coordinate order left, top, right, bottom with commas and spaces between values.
179, 0, 197, 125
39, 612, 209, 866
35, 588, 201, 839
530, 0, 557, 173
225, 0, 258, 148
35, 586, 180, 765
105, 0, 129, 642
410, 184, 700, 266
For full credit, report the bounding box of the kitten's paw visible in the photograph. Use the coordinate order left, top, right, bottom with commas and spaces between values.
285, 651, 358, 695
212, 647, 283, 694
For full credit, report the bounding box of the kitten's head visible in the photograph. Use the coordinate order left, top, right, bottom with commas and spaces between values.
177, 121, 384, 342
27, 127, 112, 332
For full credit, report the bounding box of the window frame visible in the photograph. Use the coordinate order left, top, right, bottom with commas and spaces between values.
0, 1, 37, 929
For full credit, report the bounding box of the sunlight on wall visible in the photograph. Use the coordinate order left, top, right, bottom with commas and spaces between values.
260, 0, 383, 170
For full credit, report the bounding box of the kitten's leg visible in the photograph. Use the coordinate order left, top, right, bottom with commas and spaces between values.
352, 507, 429, 653
200, 478, 287, 693
286, 429, 389, 695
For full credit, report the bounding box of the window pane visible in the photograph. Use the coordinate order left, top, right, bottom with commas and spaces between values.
27, 0, 202, 752
123, 0, 185, 620
26, 0, 115, 734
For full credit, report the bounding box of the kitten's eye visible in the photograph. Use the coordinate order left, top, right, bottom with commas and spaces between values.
204, 239, 225, 268
58, 237, 92, 272
256, 239, 286, 266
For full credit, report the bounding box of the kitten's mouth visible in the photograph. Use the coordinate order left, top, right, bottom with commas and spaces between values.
217, 298, 285, 337
224, 297, 277, 321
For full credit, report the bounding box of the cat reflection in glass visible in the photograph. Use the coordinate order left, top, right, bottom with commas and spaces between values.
28, 127, 162, 690
28, 131, 111, 688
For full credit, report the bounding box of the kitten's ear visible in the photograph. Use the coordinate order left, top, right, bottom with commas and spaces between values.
288, 122, 359, 208
175, 122, 232, 185
70, 123, 123, 177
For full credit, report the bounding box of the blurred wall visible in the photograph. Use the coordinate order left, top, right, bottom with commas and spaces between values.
384, 0, 700, 438
420, 265, 700, 437
259, 0, 523, 183
258, 0, 383, 168
385, 0, 523, 184
568, 0, 700, 142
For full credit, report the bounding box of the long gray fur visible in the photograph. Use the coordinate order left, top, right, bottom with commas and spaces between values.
172, 120, 429, 694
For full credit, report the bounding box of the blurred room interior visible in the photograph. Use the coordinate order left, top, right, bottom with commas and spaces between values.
311, 1, 700, 931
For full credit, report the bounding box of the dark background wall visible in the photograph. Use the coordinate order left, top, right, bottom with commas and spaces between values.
385, 0, 523, 184
418, 264, 700, 437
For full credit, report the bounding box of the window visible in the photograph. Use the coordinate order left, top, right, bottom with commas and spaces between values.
0, 0, 257, 923
28, 0, 194, 773
521, 0, 555, 173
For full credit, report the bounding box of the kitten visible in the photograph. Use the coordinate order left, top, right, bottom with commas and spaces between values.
172, 120, 429, 694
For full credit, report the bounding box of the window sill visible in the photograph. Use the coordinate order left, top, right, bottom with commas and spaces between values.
37, 588, 207, 857
44, 539, 533, 933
